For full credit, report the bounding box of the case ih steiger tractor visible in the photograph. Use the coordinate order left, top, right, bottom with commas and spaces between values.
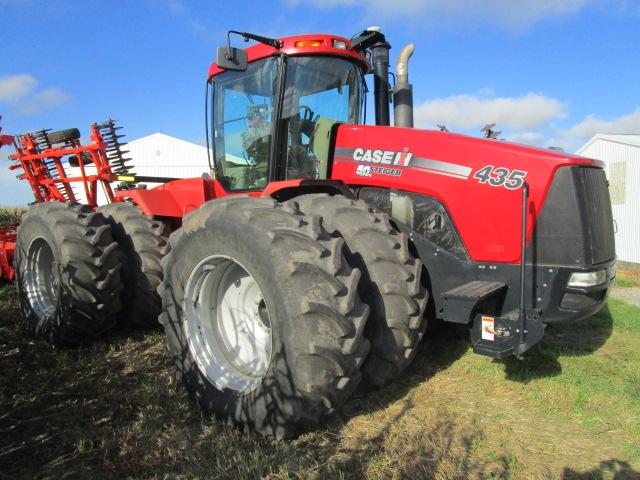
0, 28, 616, 437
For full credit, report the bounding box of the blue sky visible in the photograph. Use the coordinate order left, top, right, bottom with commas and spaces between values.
1, 0, 639, 204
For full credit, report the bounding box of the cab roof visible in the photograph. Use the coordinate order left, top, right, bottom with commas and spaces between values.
207, 34, 370, 78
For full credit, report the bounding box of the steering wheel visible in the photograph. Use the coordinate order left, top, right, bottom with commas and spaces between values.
298, 105, 318, 141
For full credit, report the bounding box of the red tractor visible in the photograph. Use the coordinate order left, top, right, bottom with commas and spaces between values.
1, 28, 615, 437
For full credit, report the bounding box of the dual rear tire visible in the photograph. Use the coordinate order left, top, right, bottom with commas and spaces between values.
97, 202, 168, 329
15, 201, 167, 344
292, 194, 428, 387
158, 194, 428, 436
159, 197, 370, 437
15, 202, 122, 345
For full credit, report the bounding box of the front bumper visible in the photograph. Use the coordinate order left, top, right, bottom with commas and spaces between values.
399, 222, 617, 358
542, 259, 616, 323
468, 259, 616, 359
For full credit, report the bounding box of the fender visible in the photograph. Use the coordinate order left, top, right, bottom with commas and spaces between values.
114, 178, 338, 217
115, 178, 216, 217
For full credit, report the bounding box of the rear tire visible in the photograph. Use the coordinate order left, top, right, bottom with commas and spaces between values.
15, 202, 122, 345
159, 196, 369, 438
293, 194, 428, 387
98, 202, 168, 328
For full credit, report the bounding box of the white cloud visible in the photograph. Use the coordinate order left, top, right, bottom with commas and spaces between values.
0, 74, 37, 103
159, 0, 217, 40
16, 87, 70, 115
562, 107, 640, 138
286, 0, 620, 30
504, 107, 640, 153
0, 147, 15, 181
0, 75, 70, 116
506, 131, 580, 152
164, 0, 186, 15
506, 131, 548, 146
414, 92, 566, 131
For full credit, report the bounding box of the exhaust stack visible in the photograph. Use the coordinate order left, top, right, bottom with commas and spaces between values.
394, 43, 415, 128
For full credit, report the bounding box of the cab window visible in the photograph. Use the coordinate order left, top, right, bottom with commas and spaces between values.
212, 58, 277, 191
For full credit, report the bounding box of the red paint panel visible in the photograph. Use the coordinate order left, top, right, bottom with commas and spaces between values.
116, 178, 280, 218
331, 125, 601, 263
0, 227, 16, 282
116, 178, 217, 217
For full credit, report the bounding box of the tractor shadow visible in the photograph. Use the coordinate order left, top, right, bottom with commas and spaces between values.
345, 318, 472, 413
498, 304, 614, 382
562, 459, 640, 479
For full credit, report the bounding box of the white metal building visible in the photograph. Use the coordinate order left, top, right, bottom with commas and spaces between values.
71, 132, 211, 205
577, 134, 640, 265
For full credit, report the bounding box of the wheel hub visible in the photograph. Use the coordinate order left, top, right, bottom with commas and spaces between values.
184, 255, 272, 394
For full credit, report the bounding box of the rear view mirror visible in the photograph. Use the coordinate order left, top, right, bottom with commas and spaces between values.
216, 46, 248, 71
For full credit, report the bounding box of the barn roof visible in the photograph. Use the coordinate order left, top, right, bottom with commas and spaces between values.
577, 134, 640, 154
127, 132, 209, 151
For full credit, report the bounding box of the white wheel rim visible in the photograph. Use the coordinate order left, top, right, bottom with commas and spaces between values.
184, 255, 272, 394
24, 237, 59, 318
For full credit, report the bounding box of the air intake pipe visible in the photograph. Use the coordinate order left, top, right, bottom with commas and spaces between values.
394, 43, 415, 128
371, 35, 391, 126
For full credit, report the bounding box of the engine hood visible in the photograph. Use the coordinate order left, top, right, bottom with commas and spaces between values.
330, 125, 604, 263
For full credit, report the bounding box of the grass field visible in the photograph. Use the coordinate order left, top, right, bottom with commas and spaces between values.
615, 277, 640, 288
1, 287, 638, 480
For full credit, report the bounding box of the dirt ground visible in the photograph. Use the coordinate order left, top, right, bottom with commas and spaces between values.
1, 289, 639, 479
609, 286, 640, 306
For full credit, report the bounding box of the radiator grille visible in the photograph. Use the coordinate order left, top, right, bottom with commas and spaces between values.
533, 166, 615, 266
580, 167, 615, 264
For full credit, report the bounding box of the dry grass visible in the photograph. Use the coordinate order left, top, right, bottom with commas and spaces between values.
616, 268, 640, 288
1, 287, 639, 480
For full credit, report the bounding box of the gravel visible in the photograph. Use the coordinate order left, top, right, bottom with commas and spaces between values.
609, 286, 640, 307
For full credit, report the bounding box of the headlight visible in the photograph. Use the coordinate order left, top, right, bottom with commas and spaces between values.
568, 270, 607, 288
332, 39, 347, 50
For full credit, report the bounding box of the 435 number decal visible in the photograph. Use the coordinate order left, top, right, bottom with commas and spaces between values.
473, 165, 527, 190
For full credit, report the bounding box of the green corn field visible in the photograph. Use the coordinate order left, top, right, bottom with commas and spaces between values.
0, 207, 25, 227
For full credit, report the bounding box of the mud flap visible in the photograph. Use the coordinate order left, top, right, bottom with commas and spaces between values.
470, 311, 545, 359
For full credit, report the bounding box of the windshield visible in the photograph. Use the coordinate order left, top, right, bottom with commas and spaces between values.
211, 55, 363, 191
281, 56, 363, 180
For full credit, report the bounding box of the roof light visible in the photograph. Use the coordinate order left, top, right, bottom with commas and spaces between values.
295, 40, 323, 47
332, 39, 347, 49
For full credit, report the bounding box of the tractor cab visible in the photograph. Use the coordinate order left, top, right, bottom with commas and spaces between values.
207, 32, 374, 191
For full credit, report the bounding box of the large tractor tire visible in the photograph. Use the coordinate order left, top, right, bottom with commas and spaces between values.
14, 202, 122, 345
98, 202, 168, 328
293, 194, 428, 387
159, 196, 369, 438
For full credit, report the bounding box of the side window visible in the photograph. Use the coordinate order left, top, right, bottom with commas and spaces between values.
213, 58, 277, 191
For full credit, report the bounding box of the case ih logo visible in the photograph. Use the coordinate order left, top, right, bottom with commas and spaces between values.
352, 147, 413, 167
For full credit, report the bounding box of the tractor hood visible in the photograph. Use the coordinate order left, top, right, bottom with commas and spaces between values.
330, 125, 605, 263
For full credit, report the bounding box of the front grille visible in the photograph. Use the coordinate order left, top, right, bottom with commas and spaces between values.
533, 166, 615, 266
579, 167, 615, 264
